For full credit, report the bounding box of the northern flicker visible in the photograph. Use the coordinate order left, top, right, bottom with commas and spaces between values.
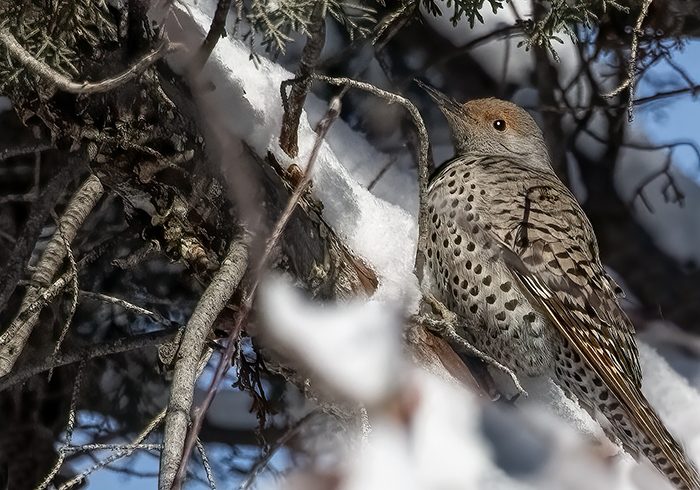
420, 83, 700, 490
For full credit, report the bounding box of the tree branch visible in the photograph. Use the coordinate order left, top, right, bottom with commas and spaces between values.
0, 174, 104, 378
0, 25, 178, 95
313, 75, 430, 279
159, 236, 250, 490
0, 328, 178, 392
601, 0, 653, 121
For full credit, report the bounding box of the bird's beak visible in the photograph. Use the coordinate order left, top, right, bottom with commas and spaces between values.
416, 80, 469, 152
416, 80, 464, 120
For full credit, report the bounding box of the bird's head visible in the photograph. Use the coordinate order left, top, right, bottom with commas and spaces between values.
419, 82, 552, 171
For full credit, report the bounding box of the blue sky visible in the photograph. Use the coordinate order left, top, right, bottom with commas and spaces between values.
635, 39, 700, 183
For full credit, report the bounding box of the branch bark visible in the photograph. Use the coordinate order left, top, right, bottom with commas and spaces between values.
279, 1, 327, 157
0, 174, 104, 378
159, 236, 250, 490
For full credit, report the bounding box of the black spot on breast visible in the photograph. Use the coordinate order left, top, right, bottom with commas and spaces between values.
470, 304, 478, 314
454, 235, 462, 245
469, 286, 479, 296
486, 294, 496, 304
460, 280, 468, 289
505, 300, 518, 311
466, 242, 475, 252
482, 275, 492, 286
453, 275, 460, 285
523, 312, 536, 322
454, 248, 461, 256
467, 195, 474, 202
495, 312, 506, 321
447, 220, 454, 228
431, 232, 437, 242
464, 171, 470, 178
473, 264, 482, 274
470, 183, 476, 189
466, 261, 472, 269
472, 226, 479, 234
427, 249, 432, 258
448, 179, 455, 187
500, 282, 512, 292
443, 239, 449, 247
461, 293, 468, 301
480, 189, 486, 195
458, 186, 464, 195
449, 169, 456, 177
449, 210, 456, 218
464, 202, 472, 211
452, 199, 459, 208
466, 213, 474, 221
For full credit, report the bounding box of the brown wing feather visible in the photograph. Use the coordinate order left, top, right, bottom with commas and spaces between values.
495, 176, 700, 490
491, 173, 642, 387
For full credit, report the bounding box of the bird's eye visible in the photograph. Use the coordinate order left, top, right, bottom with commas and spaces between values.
493, 119, 506, 131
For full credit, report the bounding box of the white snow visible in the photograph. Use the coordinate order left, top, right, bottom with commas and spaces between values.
260, 276, 405, 405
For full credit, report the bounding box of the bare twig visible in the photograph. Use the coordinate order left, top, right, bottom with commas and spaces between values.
196, 439, 217, 490
79, 290, 177, 327
0, 25, 179, 95
238, 411, 321, 490
0, 328, 178, 392
601, 0, 653, 121
367, 156, 398, 191
58, 408, 168, 490
0, 141, 53, 162
35, 360, 86, 490
0, 174, 104, 378
48, 225, 80, 380
170, 94, 345, 490
160, 236, 250, 490
313, 75, 430, 278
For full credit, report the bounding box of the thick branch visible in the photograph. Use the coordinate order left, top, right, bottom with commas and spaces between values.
0, 174, 104, 378
159, 236, 250, 490
279, 1, 326, 158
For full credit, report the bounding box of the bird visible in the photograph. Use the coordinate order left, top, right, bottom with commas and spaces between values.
419, 82, 700, 490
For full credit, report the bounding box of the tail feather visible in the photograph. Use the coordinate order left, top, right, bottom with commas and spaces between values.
628, 393, 700, 490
